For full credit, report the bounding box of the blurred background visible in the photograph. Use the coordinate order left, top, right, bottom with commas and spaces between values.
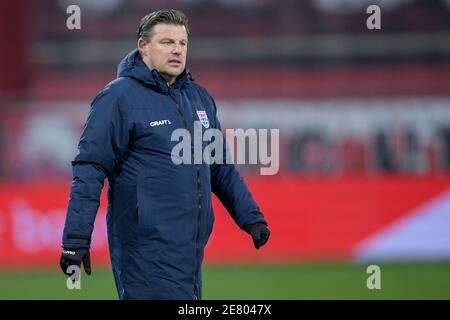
0, 0, 450, 299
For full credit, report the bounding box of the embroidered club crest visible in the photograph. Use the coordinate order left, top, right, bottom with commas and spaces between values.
196, 110, 210, 128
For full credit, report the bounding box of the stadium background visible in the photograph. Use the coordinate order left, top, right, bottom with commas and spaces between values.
0, 0, 450, 299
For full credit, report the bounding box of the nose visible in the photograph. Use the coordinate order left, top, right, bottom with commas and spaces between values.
171, 43, 183, 55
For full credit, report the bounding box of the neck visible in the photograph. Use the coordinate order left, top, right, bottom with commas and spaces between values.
160, 73, 176, 86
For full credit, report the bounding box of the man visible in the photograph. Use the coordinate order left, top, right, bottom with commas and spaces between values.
59, 9, 270, 300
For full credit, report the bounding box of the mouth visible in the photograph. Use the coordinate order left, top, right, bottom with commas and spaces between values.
168, 59, 182, 66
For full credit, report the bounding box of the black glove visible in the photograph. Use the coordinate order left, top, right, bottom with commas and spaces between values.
244, 222, 271, 249
59, 247, 91, 276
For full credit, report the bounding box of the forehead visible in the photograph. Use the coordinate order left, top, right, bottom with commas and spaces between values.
152, 23, 188, 40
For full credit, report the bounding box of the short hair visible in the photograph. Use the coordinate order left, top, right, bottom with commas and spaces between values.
137, 9, 189, 41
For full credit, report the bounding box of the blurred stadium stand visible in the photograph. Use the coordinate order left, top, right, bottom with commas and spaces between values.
1, 0, 450, 178
25, 0, 450, 100
0, 0, 450, 265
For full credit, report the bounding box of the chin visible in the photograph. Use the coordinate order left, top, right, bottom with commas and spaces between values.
169, 70, 183, 77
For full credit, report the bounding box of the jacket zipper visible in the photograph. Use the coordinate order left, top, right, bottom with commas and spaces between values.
168, 86, 202, 299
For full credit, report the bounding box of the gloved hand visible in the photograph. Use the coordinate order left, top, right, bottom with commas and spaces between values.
244, 222, 271, 249
59, 247, 92, 276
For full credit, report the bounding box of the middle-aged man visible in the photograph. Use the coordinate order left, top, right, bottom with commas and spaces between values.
60, 9, 270, 300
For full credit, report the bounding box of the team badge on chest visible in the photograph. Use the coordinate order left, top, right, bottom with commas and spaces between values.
196, 110, 210, 128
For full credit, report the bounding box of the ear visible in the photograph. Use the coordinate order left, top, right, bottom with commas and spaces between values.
137, 38, 148, 56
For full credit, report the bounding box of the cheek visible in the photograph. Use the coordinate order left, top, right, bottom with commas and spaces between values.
152, 52, 167, 64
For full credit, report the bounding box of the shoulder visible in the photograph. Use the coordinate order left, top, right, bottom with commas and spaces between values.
189, 82, 213, 100
103, 77, 136, 99
91, 77, 136, 109
89, 78, 138, 119
188, 82, 217, 113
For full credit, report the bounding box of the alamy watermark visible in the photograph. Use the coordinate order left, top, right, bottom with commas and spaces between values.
366, 264, 381, 290
171, 121, 279, 175
366, 5, 381, 30
66, 5, 81, 30
65, 4, 381, 31
66, 265, 81, 290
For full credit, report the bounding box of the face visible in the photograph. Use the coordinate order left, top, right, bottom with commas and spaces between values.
138, 23, 188, 85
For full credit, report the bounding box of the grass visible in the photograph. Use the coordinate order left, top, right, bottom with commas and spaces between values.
0, 262, 449, 299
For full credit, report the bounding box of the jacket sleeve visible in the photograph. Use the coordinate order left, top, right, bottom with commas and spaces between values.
208, 96, 267, 230
62, 87, 129, 248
